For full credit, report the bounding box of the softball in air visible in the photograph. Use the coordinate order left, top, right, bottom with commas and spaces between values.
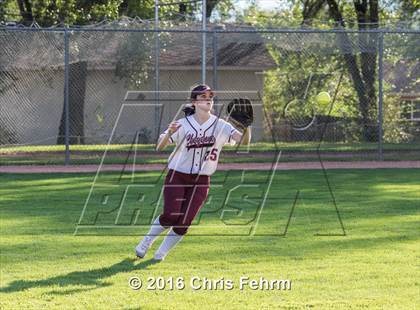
316, 91, 331, 105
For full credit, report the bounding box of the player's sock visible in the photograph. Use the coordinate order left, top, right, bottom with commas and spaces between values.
154, 228, 183, 261
135, 217, 166, 258
146, 216, 167, 239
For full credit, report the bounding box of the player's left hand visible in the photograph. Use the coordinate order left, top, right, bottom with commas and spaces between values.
168, 121, 181, 134
227, 98, 254, 129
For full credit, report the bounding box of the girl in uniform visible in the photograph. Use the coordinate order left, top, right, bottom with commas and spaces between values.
135, 84, 251, 261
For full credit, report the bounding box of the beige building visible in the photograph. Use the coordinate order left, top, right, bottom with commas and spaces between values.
0, 27, 276, 145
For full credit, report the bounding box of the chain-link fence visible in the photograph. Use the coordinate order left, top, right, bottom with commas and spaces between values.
0, 25, 419, 165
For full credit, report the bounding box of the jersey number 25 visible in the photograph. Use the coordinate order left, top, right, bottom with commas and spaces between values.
204, 148, 218, 161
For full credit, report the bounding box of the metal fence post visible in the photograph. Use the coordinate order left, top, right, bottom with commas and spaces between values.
212, 28, 218, 113
378, 31, 384, 161
154, 0, 160, 140
202, 0, 207, 83
64, 28, 70, 165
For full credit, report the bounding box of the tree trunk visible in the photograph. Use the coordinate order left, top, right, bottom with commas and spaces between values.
206, 0, 220, 18
16, 0, 33, 25
302, 0, 326, 26
326, 0, 379, 141
177, 3, 187, 21
58, 61, 88, 144
356, 0, 379, 141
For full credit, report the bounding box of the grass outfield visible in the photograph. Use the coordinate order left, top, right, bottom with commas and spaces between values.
1, 142, 419, 165
0, 169, 419, 309
2, 142, 420, 153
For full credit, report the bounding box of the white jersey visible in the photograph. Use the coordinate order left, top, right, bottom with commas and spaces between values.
160, 114, 240, 176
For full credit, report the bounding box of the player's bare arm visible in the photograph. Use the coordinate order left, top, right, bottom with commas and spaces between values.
232, 126, 251, 145
156, 121, 181, 151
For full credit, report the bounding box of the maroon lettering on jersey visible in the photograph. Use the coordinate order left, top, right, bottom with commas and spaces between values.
186, 133, 216, 150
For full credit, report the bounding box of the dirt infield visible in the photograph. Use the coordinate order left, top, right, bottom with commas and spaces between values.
0, 161, 419, 173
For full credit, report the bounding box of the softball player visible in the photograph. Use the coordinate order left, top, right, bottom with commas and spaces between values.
135, 84, 253, 261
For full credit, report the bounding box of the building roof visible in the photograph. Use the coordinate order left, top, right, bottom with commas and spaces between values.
159, 25, 276, 68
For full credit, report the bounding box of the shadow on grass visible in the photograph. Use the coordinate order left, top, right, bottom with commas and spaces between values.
0, 257, 158, 294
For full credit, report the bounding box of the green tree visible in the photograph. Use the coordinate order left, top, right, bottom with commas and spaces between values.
1, 0, 229, 26
299, 0, 419, 141
244, 0, 418, 142
298, 0, 381, 141
0, 0, 114, 26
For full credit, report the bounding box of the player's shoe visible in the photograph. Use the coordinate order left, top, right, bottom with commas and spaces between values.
135, 236, 153, 258
153, 251, 166, 261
